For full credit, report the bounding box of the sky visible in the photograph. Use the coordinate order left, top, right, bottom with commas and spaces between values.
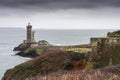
0, 0, 120, 29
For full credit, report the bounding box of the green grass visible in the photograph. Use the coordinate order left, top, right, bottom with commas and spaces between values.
35, 48, 44, 55
64, 47, 92, 53
85, 62, 93, 70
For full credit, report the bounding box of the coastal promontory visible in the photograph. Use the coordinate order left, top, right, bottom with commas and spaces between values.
2, 24, 120, 80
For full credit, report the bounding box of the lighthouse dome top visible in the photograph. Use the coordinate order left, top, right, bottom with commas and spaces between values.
27, 22, 32, 28
28, 22, 31, 25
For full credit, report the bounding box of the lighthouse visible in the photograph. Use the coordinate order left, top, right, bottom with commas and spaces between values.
26, 23, 32, 43
23, 23, 36, 43
27, 23, 32, 43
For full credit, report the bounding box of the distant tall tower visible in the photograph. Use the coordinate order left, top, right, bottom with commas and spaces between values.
26, 23, 32, 43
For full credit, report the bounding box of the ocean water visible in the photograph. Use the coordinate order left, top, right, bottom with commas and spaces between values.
0, 28, 116, 79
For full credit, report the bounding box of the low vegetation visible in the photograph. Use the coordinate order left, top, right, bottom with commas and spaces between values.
107, 30, 120, 37
2, 50, 89, 80
92, 44, 120, 68
33, 65, 120, 80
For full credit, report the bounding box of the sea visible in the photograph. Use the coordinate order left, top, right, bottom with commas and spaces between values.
0, 28, 116, 79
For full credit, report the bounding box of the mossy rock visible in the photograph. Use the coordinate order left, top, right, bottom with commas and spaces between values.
92, 44, 120, 68
107, 30, 120, 37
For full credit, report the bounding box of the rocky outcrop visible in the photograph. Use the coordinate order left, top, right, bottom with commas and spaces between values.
13, 43, 38, 58
15, 49, 39, 58
107, 30, 120, 37
13, 40, 53, 58
13, 43, 31, 51
38, 40, 52, 46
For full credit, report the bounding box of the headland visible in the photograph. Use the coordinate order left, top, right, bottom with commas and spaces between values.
2, 23, 120, 80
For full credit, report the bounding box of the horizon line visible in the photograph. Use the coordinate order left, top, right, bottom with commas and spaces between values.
0, 27, 119, 30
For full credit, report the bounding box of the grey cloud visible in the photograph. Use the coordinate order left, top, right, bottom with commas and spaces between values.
1, 0, 120, 10
1, 0, 120, 17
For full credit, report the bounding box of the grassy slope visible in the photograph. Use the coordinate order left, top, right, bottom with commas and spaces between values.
2, 50, 89, 80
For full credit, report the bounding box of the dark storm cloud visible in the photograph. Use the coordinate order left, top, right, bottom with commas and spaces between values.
1, 0, 120, 9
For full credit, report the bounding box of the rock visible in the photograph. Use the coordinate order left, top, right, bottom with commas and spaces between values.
13, 43, 39, 58
15, 49, 39, 58
13, 43, 31, 51
107, 30, 120, 37
13, 40, 53, 58
38, 40, 51, 46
